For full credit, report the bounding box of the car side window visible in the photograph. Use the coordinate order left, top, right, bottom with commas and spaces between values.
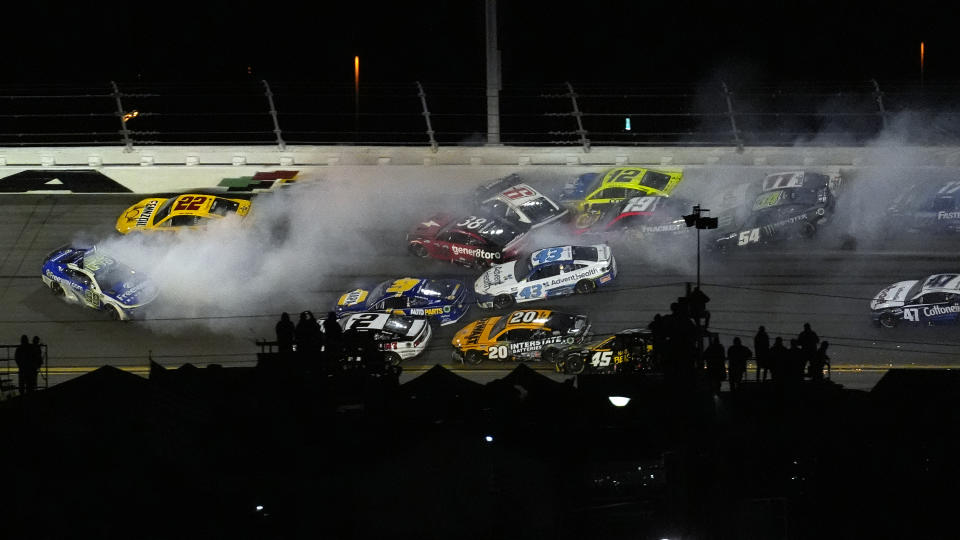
381, 297, 408, 309
931, 196, 955, 212
69, 270, 91, 286
448, 232, 472, 245
408, 296, 428, 307
529, 264, 561, 281
593, 188, 626, 200
507, 329, 534, 342
171, 215, 204, 227
921, 292, 949, 304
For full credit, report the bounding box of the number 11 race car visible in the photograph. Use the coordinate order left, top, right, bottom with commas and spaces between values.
474, 245, 617, 309
41, 245, 158, 320
451, 309, 591, 365
870, 273, 960, 327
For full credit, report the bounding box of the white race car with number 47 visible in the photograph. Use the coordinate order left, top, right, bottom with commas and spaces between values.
474, 244, 617, 309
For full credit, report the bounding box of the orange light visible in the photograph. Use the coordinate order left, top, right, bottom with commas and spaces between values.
122, 110, 139, 123
920, 42, 924, 67
354, 56, 360, 90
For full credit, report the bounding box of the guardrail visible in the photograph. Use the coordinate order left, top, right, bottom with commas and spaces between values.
1, 80, 958, 151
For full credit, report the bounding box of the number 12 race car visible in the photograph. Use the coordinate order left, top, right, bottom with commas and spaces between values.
335, 277, 471, 326
41, 245, 158, 320
474, 245, 617, 309
451, 309, 591, 365
870, 273, 960, 327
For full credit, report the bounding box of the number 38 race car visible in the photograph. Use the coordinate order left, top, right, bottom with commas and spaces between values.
451, 309, 591, 365
115, 193, 251, 234
41, 245, 158, 320
407, 213, 529, 268
870, 273, 960, 327
474, 245, 617, 309
335, 277, 471, 326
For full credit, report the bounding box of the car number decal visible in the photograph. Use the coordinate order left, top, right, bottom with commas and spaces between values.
174, 196, 208, 212
455, 216, 489, 230
488, 345, 509, 359
533, 247, 564, 264
509, 311, 539, 324
501, 185, 536, 200
738, 228, 761, 246
591, 351, 612, 367
386, 278, 421, 294
518, 284, 543, 300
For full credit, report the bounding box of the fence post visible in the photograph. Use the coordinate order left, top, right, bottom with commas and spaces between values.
261, 80, 286, 151
110, 81, 134, 152
721, 81, 744, 152
565, 82, 590, 153
415, 82, 439, 153
871, 79, 888, 130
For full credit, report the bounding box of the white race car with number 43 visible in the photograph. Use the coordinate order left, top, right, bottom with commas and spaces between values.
474, 244, 617, 309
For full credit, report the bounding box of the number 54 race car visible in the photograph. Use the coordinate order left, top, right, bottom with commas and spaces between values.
474, 245, 617, 309
451, 309, 591, 365
41, 245, 158, 320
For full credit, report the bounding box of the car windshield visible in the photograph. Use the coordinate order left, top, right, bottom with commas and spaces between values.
84, 255, 143, 290
489, 316, 508, 338
639, 171, 671, 191
906, 281, 925, 302
209, 198, 241, 216
513, 257, 534, 279
368, 280, 390, 302
571, 246, 599, 261
382, 315, 416, 335
518, 197, 561, 222
420, 279, 460, 299
151, 198, 176, 224
752, 188, 818, 211
545, 313, 586, 334
476, 218, 522, 245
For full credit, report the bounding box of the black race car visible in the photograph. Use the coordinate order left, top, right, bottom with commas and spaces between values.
543, 328, 654, 375
713, 170, 840, 251
885, 180, 960, 235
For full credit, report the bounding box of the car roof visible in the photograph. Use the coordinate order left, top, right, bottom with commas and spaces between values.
501, 309, 555, 330
485, 183, 547, 207
919, 274, 960, 294
529, 246, 575, 267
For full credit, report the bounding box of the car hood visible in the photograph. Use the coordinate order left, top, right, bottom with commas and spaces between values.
452, 316, 496, 348
475, 262, 517, 295
336, 288, 371, 311
116, 198, 166, 234
870, 280, 917, 310
107, 277, 160, 307
409, 213, 454, 239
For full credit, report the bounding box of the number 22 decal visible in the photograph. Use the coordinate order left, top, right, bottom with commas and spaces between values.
174, 196, 207, 212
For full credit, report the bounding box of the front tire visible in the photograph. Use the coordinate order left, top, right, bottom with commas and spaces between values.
465, 350, 483, 366
799, 222, 817, 239
575, 279, 596, 294
493, 294, 514, 310
879, 311, 898, 328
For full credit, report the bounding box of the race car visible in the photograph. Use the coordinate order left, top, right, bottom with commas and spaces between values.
337, 312, 432, 365
115, 193, 251, 234
559, 166, 684, 221
335, 277, 471, 326
572, 195, 692, 239
473, 174, 568, 230
543, 328, 654, 375
406, 213, 528, 267
870, 273, 960, 328
474, 245, 617, 310
40, 245, 158, 320
451, 309, 591, 365
885, 180, 960, 234
712, 170, 841, 251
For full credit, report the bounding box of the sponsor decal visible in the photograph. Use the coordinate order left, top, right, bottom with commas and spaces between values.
466, 319, 489, 345
338, 289, 368, 306
217, 170, 299, 192
136, 200, 158, 226
409, 307, 448, 316
547, 269, 595, 287
923, 305, 960, 317
937, 211, 960, 220
509, 335, 565, 353
640, 223, 684, 233
452, 245, 501, 260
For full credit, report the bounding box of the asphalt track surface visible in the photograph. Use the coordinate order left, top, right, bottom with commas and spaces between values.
2, 170, 959, 391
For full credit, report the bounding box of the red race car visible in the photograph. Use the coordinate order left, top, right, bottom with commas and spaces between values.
407, 213, 528, 267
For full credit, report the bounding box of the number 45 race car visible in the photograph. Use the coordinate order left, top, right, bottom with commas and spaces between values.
543, 328, 654, 374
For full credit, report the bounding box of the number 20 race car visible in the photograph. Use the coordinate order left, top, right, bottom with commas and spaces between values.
115, 193, 251, 234
335, 277, 471, 326
41, 245, 158, 320
474, 245, 617, 309
870, 273, 960, 327
451, 309, 591, 365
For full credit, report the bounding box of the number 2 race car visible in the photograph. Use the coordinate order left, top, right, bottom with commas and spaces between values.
451, 309, 591, 365
473, 174, 568, 230
407, 213, 528, 267
870, 273, 960, 327
337, 312, 432, 365
115, 193, 251, 234
41, 245, 158, 320
335, 277, 471, 326
474, 245, 617, 309
543, 328, 654, 375
712, 170, 841, 251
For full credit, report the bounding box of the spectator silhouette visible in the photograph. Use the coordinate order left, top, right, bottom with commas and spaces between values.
703, 335, 726, 393
323, 311, 343, 360
647, 314, 665, 370
768, 336, 788, 382
687, 286, 711, 329
811, 341, 830, 381
275, 312, 296, 354
727, 337, 752, 391
754, 326, 770, 381
797, 322, 820, 378
15, 334, 42, 394
664, 302, 697, 382
295, 311, 322, 359
788, 339, 805, 382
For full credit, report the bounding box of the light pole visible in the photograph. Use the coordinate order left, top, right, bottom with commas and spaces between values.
683, 204, 718, 288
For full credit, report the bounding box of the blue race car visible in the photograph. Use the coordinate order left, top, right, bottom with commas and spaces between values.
41, 245, 159, 320
335, 277, 472, 326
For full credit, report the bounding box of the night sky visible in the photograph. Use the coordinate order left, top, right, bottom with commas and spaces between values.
3, 1, 957, 85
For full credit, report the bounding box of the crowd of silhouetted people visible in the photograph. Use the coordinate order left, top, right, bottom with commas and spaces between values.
646, 287, 831, 392
271, 311, 395, 375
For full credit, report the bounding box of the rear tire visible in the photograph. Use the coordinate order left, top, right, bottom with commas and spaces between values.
465, 350, 483, 366
384, 352, 402, 367
49, 282, 64, 296
575, 279, 596, 294
879, 311, 897, 328
799, 222, 817, 239
493, 294, 514, 310
563, 353, 586, 375
409, 243, 429, 258
107, 305, 124, 321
